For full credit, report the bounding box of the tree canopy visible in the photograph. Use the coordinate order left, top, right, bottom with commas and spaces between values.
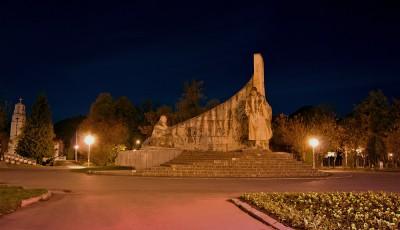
272, 90, 400, 168
78, 93, 139, 165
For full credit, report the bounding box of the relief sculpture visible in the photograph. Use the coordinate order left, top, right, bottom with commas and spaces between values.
144, 53, 272, 152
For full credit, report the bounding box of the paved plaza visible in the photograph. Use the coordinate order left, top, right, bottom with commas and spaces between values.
0, 169, 399, 230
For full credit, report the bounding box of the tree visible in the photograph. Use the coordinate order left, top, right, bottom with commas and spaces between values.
88, 93, 115, 122
353, 90, 390, 135
385, 98, 400, 167
175, 80, 205, 122
352, 90, 390, 167
272, 114, 307, 159
138, 104, 175, 137
78, 93, 130, 165
137, 80, 218, 137
366, 134, 386, 167
16, 95, 55, 163
114, 96, 140, 148
340, 115, 367, 167
385, 127, 400, 167
272, 106, 340, 164
54, 116, 85, 151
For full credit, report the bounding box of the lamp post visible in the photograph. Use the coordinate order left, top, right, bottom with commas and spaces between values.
74, 145, 79, 162
388, 153, 393, 168
84, 135, 95, 167
308, 138, 319, 169
135, 139, 141, 149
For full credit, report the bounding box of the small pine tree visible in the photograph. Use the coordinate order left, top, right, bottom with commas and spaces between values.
16, 95, 55, 163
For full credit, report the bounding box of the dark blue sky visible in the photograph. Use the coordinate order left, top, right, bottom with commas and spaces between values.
1, 1, 399, 121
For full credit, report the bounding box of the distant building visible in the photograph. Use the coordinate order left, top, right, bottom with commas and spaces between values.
53, 138, 64, 159
8, 98, 26, 155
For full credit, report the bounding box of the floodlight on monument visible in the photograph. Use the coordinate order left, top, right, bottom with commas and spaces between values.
308, 138, 319, 169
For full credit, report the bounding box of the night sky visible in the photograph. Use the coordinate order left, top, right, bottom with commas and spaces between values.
1, 1, 399, 121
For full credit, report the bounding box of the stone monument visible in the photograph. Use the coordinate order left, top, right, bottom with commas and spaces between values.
147, 115, 174, 147
8, 98, 26, 154
144, 53, 272, 151
116, 53, 273, 169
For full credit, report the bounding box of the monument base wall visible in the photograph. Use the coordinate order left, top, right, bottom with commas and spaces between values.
115, 147, 182, 169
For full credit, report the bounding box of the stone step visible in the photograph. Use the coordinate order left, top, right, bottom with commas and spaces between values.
140, 170, 322, 174
162, 164, 313, 169
168, 159, 299, 163
165, 162, 310, 167
136, 150, 325, 178
138, 172, 326, 177
141, 168, 319, 173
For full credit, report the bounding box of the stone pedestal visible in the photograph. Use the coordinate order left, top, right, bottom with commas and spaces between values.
115, 147, 182, 169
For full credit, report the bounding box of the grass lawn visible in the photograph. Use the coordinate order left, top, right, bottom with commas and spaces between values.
71, 165, 134, 173
240, 191, 400, 229
0, 185, 47, 215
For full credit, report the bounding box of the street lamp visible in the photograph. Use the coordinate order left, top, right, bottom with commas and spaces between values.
84, 135, 95, 167
74, 145, 79, 162
388, 153, 394, 167
308, 138, 319, 169
134, 139, 141, 150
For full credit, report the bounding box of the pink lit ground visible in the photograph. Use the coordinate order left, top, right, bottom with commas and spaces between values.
1, 169, 400, 230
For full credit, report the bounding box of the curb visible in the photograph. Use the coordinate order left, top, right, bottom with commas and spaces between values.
230, 198, 294, 230
90, 170, 332, 179
20, 191, 52, 208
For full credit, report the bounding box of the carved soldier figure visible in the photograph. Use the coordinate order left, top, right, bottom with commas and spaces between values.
245, 87, 272, 149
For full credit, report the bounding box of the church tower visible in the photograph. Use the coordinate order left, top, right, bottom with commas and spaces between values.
8, 98, 26, 154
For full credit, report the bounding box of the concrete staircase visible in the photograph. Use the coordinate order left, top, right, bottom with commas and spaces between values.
1, 153, 37, 166
136, 150, 328, 178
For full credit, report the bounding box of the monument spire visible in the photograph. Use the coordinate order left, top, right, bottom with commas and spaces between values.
252, 53, 265, 96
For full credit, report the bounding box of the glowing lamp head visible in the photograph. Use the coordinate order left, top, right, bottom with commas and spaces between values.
84, 135, 95, 145
309, 138, 319, 148
136, 139, 141, 145
74, 145, 79, 150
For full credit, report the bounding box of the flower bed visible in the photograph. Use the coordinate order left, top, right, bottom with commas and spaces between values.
240, 192, 400, 229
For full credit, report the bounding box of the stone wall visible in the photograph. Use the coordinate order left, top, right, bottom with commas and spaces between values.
115, 147, 182, 169
145, 53, 272, 152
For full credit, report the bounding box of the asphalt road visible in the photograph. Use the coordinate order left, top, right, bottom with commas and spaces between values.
1, 169, 400, 230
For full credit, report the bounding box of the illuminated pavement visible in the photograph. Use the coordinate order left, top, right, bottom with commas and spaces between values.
0, 169, 399, 230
